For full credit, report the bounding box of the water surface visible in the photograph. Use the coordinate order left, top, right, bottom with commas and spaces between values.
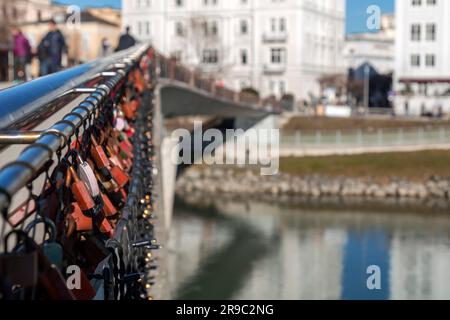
167, 199, 450, 300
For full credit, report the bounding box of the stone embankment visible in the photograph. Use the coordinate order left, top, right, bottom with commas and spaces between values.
176, 167, 450, 201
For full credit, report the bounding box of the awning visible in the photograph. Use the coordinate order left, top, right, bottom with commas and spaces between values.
399, 77, 450, 84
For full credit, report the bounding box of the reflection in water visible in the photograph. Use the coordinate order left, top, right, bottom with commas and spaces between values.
167, 198, 450, 300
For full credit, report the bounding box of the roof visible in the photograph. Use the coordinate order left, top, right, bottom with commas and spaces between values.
399, 78, 450, 84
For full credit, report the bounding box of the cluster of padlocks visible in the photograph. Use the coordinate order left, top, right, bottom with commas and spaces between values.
0, 46, 159, 300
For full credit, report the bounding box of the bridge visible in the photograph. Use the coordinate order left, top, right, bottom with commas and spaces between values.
0, 44, 276, 300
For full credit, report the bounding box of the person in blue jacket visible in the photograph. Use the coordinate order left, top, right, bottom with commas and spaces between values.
38, 19, 67, 76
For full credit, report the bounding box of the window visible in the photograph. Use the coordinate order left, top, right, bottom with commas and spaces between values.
426, 24, 436, 41
241, 49, 248, 65
279, 18, 286, 33
270, 17, 287, 34
411, 54, 421, 67
211, 21, 218, 35
271, 18, 276, 32
175, 22, 185, 36
202, 49, 219, 64
411, 24, 421, 41
240, 20, 248, 35
203, 21, 218, 36
271, 48, 286, 64
204, 0, 218, 5
427, 0, 436, 5
280, 81, 286, 95
412, 0, 421, 6
172, 50, 182, 62
426, 54, 435, 67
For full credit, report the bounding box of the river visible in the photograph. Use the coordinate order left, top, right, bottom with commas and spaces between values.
167, 198, 450, 300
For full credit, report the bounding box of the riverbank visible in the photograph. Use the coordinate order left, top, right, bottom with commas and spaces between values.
176, 152, 450, 207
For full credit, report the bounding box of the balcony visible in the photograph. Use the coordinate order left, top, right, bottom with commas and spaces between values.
263, 63, 286, 74
262, 32, 288, 43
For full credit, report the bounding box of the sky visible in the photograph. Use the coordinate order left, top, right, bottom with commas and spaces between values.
55, 0, 395, 34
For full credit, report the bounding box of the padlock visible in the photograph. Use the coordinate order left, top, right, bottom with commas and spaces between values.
101, 192, 118, 218
24, 217, 63, 270
110, 165, 130, 188
73, 151, 101, 198
70, 268, 96, 300
90, 134, 112, 179
94, 171, 126, 209
68, 166, 96, 218
67, 202, 92, 232
105, 145, 126, 171
0, 231, 38, 289
99, 219, 114, 239
118, 132, 134, 152
119, 140, 134, 160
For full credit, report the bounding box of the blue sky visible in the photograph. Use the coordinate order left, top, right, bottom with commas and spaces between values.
346, 0, 394, 34
55, 0, 395, 34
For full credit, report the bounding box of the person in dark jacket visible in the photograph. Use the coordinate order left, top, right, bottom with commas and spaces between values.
115, 26, 136, 52
38, 19, 66, 76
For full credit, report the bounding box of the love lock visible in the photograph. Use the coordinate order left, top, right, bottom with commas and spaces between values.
24, 217, 63, 270
0, 230, 38, 289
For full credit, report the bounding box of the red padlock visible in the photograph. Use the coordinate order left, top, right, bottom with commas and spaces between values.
68, 202, 92, 232
110, 165, 129, 188
101, 193, 118, 218
90, 135, 111, 177
99, 219, 114, 238
68, 166, 96, 218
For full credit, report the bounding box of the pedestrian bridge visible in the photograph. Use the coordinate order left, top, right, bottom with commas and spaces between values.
0, 44, 276, 300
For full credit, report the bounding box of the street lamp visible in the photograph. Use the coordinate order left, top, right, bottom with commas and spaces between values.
364, 64, 370, 114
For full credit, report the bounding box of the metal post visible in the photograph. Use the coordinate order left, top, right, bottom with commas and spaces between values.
316, 131, 322, 146
440, 127, 446, 143
364, 64, 370, 114
398, 128, 404, 145
295, 131, 301, 147
418, 127, 424, 144
357, 129, 362, 145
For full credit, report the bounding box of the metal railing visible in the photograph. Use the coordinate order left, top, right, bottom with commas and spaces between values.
281, 126, 450, 149
0, 43, 267, 300
0, 45, 149, 211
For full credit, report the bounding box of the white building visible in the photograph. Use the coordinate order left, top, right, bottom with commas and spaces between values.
122, 0, 346, 102
395, 0, 450, 116
344, 14, 395, 74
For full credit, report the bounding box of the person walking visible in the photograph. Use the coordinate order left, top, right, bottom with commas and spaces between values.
115, 26, 136, 52
12, 27, 31, 82
38, 19, 66, 76
99, 38, 112, 57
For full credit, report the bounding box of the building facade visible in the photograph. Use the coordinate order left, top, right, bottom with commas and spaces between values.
344, 14, 395, 75
395, 0, 450, 116
122, 0, 346, 102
